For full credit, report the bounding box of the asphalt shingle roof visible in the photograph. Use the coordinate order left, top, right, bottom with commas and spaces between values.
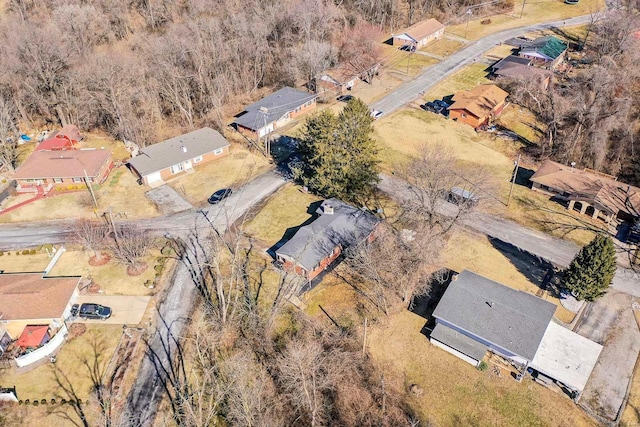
13, 149, 111, 179
276, 199, 379, 271
431, 322, 488, 361
233, 87, 317, 131
432, 270, 556, 361
128, 127, 230, 176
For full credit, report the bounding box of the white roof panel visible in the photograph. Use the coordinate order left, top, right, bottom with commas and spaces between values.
530, 322, 603, 392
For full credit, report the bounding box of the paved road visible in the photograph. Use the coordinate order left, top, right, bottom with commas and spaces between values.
372, 15, 594, 116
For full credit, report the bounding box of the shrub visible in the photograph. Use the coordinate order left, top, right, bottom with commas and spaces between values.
22, 250, 30, 255
60, 398, 67, 405
24, 399, 29, 405
154, 264, 164, 273
0, 252, 3, 256
481, 19, 492, 25
40, 399, 47, 405
50, 398, 56, 404
477, 361, 489, 371
42, 243, 53, 251
29, 249, 37, 255
18, 400, 23, 405
32, 400, 39, 406
15, 252, 20, 255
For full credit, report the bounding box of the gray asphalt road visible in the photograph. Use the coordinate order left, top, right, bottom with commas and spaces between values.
122, 170, 286, 426
372, 15, 594, 116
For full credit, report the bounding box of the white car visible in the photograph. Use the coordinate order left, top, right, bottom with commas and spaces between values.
371, 109, 383, 119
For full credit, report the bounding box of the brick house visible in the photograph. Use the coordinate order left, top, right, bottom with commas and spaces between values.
127, 127, 231, 186
233, 87, 317, 138
13, 148, 113, 193
391, 18, 445, 48
275, 199, 380, 283
448, 84, 509, 129
315, 67, 360, 95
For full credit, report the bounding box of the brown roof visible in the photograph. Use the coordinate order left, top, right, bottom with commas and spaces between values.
0, 273, 79, 321
13, 148, 111, 180
495, 63, 552, 80
449, 84, 509, 119
531, 159, 640, 215
395, 18, 445, 42
320, 67, 359, 85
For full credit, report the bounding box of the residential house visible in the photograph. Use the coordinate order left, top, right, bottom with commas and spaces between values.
391, 18, 445, 48
431, 270, 602, 394
315, 67, 359, 95
491, 55, 552, 89
530, 159, 640, 223
128, 127, 231, 186
518, 36, 567, 69
13, 148, 113, 194
275, 199, 380, 283
0, 272, 80, 338
36, 125, 83, 151
233, 87, 317, 138
448, 84, 509, 129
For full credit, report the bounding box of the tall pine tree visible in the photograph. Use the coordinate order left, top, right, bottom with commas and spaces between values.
562, 234, 617, 301
296, 98, 379, 204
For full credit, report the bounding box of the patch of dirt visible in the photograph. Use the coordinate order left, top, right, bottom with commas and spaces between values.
87, 283, 102, 293
88, 253, 111, 266
127, 262, 148, 276
67, 324, 87, 340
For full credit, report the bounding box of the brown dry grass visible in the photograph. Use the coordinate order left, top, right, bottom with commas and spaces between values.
497, 103, 544, 144
243, 183, 322, 244
167, 145, 272, 206
47, 249, 162, 296
367, 310, 598, 427
0, 250, 52, 272
421, 38, 466, 57
446, 0, 605, 41
424, 62, 492, 100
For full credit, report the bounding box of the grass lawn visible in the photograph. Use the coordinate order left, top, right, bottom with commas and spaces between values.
388, 53, 438, 76
167, 144, 272, 206
0, 166, 159, 223
447, 0, 604, 41
497, 103, 543, 144
82, 132, 130, 162
0, 250, 52, 271
421, 38, 465, 57
423, 62, 492, 100
243, 183, 322, 245
483, 43, 519, 59
48, 249, 162, 296
367, 310, 597, 427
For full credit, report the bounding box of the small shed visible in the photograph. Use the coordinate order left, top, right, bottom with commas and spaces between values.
447, 187, 479, 206
16, 325, 50, 350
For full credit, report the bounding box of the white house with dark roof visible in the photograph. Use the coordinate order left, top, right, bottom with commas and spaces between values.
128, 127, 230, 186
430, 270, 602, 394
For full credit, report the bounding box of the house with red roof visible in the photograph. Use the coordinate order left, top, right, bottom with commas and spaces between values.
16, 325, 51, 350
13, 148, 113, 193
35, 125, 83, 151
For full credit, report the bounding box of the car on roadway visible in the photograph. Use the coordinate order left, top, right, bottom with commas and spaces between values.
370, 109, 383, 119
78, 303, 112, 320
208, 188, 233, 204
337, 94, 354, 102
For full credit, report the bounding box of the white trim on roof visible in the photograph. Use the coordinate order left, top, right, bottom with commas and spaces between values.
392, 33, 417, 43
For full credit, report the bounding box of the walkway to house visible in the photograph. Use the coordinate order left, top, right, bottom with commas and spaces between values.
0, 187, 46, 216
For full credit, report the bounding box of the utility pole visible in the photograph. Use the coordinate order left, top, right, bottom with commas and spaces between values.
507, 154, 521, 207
258, 106, 270, 157
520, 0, 526, 18
83, 169, 98, 209
465, 9, 472, 39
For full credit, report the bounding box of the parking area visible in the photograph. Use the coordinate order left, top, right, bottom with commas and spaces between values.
145, 184, 193, 215
575, 289, 640, 422
72, 295, 152, 325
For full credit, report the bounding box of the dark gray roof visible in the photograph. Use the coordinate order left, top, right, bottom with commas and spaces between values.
431, 323, 488, 361
276, 199, 379, 271
432, 270, 556, 361
233, 87, 317, 131
128, 127, 230, 176
492, 55, 531, 71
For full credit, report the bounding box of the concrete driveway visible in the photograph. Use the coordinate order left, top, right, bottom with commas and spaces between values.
72, 295, 152, 325
574, 290, 640, 423
145, 185, 193, 215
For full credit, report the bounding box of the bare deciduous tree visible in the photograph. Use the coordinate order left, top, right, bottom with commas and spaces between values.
109, 226, 155, 274
71, 219, 109, 263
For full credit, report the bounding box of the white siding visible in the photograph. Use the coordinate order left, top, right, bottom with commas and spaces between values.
431, 337, 481, 367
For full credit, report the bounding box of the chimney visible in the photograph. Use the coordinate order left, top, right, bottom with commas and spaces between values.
324, 204, 334, 215
181, 145, 187, 153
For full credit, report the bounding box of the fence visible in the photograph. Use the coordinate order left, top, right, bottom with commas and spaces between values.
15, 324, 68, 368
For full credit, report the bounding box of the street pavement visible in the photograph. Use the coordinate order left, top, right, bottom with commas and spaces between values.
371, 15, 594, 117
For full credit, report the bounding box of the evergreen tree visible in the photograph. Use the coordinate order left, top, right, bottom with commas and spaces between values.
562, 234, 617, 301
296, 98, 379, 204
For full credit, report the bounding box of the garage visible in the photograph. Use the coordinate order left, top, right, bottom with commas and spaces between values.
145, 171, 162, 186
530, 322, 603, 394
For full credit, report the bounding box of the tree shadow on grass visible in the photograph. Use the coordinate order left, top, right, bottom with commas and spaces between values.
407, 269, 456, 339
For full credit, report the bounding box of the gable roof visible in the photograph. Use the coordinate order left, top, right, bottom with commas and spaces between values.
530, 159, 640, 216
393, 18, 445, 43
233, 87, 317, 132
0, 273, 80, 321
16, 325, 50, 348
520, 36, 567, 61
13, 148, 111, 180
319, 67, 359, 86
128, 127, 230, 176
494, 62, 552, 80
492, 55, 532, 72
276, 199, 380, 271
432, 270, 557, 361
449, 84, 509, 119
36, 135, 76, 151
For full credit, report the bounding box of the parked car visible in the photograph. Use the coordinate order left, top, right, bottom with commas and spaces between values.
370, 109, 383, 119
337, 95, 354, 102
208, 188, 233, 204
434, 100, 450, 109
70, 304, 79, 317
400, 44, 416, 52
421, 102, 437, 112
79, 303, 112, 320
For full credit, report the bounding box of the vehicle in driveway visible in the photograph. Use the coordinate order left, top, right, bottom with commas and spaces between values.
208, 188, 233, 204
400, 44, 416, 52
79, 303, 112, 320
70, 304, 79, 317
337, 95, 354, 102
370, 109, 383, 119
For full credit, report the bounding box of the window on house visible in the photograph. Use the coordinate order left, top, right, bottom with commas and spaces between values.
170, 163, 183, 174
461, 113, 467, 118
213, 148, 223, 155
72, 177, 83, 183
53, 178, 63, 184
193, 155, 203, 163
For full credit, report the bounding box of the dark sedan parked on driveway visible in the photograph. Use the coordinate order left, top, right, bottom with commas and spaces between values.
79, 303, 112, 320
208, 188, 233, 204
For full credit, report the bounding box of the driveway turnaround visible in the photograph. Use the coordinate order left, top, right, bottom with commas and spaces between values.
73, 295, 152, 325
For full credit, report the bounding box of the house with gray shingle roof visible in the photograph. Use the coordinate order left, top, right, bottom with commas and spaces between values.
518, 36, 567, 69
275, 198, 379, 283
233, 87, 317, 138
127, 127, 230, 187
